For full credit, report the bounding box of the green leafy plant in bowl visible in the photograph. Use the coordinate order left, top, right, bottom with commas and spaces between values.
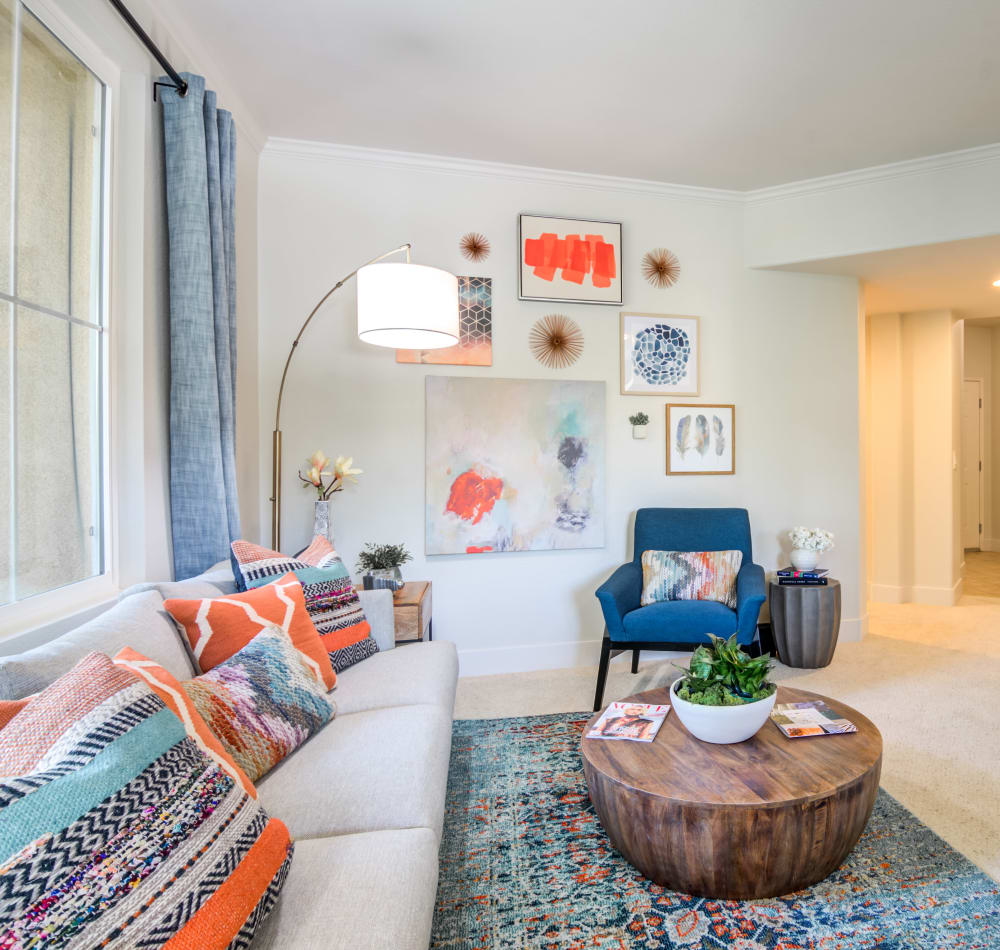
628, 411, 649, 426
356, 543, 412, 572
674, 633, 776, 706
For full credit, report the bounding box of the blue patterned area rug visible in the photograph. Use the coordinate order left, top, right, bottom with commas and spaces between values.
431, 713, 1000, 949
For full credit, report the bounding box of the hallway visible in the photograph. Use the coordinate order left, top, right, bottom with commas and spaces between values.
964, 550, 1000, 598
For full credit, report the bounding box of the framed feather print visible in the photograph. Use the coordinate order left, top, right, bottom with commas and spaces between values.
666, 404, 734, 475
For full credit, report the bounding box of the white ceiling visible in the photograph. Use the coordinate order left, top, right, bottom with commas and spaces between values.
172, 0, 1000, 190
776, 236, 1000, 320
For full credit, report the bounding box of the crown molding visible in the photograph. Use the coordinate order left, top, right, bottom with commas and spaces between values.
262, 138, 745, 205
264, 136, 1000, 209
744, 142, 1000, 204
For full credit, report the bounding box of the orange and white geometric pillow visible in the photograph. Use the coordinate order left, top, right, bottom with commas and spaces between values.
164, 573, 337, 690
113, 646, 257, 797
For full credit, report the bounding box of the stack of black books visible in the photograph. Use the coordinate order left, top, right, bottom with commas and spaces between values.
777, 567, 829, 586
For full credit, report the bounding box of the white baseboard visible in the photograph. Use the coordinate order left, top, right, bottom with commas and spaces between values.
458, 618, 870, 675
870, 580, 962, 606
457, 638, 605, 677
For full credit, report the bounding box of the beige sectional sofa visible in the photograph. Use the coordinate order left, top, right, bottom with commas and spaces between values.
0, 563, 458, 950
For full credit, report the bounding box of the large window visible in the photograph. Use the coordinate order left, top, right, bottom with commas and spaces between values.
1, 0, 107, 605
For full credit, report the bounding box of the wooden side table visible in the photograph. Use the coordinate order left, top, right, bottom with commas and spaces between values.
768, 578, 841, 668
391, 581, 432, 644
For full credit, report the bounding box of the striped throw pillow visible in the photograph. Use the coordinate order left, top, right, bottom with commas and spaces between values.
640, 550, 743, 609
231, 537, 377, 672
0, 651, 293, 949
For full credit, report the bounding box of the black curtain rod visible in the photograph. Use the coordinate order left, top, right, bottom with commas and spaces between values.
106, 0, 188, 99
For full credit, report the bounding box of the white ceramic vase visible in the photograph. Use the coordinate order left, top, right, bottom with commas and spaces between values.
789, 548, 819, 571
632, 425, 648, 440
670, 679, 777, 744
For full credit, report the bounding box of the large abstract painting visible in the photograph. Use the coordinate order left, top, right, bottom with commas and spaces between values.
519, 214, 622, 305
425, 377, 605, 554
397, 276, 492, 366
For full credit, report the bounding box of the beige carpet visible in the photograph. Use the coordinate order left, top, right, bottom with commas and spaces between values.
455, 596, 1000, 882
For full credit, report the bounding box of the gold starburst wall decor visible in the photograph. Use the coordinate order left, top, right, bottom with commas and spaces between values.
642, 248, 681, 288
529, 314, 584, 369
459, 232, 491, 262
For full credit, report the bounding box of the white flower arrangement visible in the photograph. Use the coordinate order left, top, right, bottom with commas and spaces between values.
788, 527, 834, 553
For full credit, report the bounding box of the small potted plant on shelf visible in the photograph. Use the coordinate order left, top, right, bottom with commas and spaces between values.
787, 526, 834, 571
356, 542, 412, 592
670, 634, 777, 744
629, 411, 649, 439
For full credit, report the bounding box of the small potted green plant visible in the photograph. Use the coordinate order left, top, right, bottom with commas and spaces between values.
670, 634, 777, 743
629, 411, 649, 440
356, 542, 412, 592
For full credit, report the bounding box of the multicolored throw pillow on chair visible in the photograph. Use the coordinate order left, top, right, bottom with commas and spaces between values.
0, 651, 293, 949
640, 549, 743, 609
181, 625, 336, 783
231, 536, 378, 672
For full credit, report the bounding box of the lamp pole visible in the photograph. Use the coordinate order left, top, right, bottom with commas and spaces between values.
270, 243, 412, 550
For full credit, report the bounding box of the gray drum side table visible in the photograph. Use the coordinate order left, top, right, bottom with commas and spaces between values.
768, 579, 841, 668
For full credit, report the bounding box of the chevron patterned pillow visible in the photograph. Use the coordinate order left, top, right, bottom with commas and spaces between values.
231, 536, 378, 673
0, 651, 293, 949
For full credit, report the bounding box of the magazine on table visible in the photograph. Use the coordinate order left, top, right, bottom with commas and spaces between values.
770, 700, 857, 738
586, 702, 670, 743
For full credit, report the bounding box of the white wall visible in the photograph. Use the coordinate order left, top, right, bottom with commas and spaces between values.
744, 144, 1000, 268
258, 143, 865, 674
867, 310, 963, 604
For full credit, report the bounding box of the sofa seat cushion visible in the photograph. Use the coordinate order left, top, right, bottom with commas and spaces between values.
257, 703, 452, 841
251, 829, 439, 950
333, 640, 458, 717
620, 599, 738, 642
0, 590, 193, 700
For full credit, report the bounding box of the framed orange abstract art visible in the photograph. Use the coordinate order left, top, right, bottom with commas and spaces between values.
518, 213, 622, 305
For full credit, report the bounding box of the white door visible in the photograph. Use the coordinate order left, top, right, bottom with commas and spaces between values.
961, 379, 984, 550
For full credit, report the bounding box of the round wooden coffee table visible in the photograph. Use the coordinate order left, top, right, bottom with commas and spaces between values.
581, 685, 882, 899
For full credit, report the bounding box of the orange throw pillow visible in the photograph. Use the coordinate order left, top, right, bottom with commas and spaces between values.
113, 646, 257, 797
164, 573, 336, 690
0, 697, 31, 730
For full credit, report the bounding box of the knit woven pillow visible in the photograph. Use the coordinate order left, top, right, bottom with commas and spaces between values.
640, 549, 743, 609
0, 651, 293, 948
231, 536, 377, 672
113, 646, 257, 797
181, 625, 336, 783
164, 572, 337, 689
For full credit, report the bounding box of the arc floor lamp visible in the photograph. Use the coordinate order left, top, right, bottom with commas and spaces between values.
270, 244, 459, 549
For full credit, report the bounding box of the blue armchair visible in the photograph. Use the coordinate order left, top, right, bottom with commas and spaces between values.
593, 507, 766, 710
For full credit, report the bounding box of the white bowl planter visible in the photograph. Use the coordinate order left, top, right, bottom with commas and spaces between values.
632, 424, 648, 440
670, 678, 777, 744
789, 548, 819, 571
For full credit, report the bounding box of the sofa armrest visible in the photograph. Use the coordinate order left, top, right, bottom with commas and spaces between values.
358, 588, 395, 652
736, 562, 766, 644
595, 562, 642, 639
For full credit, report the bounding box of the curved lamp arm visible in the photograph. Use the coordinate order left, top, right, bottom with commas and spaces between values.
270, 243, 411, 549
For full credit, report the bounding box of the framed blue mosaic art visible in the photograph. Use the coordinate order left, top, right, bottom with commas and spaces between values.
620, 312, 700, 396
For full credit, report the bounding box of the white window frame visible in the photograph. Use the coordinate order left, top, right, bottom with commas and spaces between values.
1, 0, 149, 640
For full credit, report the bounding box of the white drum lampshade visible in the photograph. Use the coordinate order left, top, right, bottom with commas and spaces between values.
356, 261, 459, 349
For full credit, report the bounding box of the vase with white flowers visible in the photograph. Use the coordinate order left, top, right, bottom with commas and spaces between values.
787, 527, 834, 571
298, 451, 363, 544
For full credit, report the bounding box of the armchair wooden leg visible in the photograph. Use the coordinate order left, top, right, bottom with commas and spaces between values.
631, 649, 639, 674
594, 635, 612, 712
